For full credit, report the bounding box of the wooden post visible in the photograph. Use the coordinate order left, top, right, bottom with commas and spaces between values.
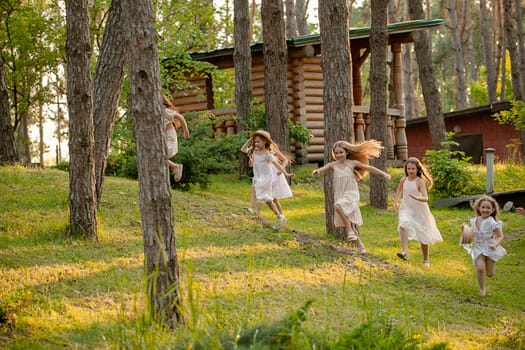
391, 43, 407, 160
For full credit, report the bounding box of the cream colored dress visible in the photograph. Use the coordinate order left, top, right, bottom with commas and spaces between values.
252, 151, 275, 203
397, 177, 443, 245
464, 217, 506, 264
333, 161, 363, 227
163, 108, 178, 158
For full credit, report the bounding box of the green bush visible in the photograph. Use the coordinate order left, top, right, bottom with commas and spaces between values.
170, 111, 244, 191
423, 134, 484, 200
53, 161, 69, 172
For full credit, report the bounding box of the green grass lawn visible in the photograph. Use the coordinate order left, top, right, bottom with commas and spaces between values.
0, 164, 524, 349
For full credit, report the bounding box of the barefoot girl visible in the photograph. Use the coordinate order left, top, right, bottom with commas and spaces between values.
162, 94, 189, 182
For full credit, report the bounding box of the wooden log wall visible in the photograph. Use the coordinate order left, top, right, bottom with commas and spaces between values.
301, 57, 324, 163
170, 76, 209, 113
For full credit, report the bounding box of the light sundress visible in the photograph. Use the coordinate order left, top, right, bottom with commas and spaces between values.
463, 216, 506, 264
333, 161, 363, 227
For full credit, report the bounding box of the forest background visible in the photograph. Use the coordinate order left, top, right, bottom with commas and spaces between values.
1, 0, 523, 167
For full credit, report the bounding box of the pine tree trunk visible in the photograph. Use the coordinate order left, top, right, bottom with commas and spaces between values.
446, 0, 468, 109
295, 0, 308, 35
369, 0, 389, 210
234, 0, 253, 177
125, 0, 182, 328
318, 0, 352, 236
94, 0, 128, 207
503, 0, 522, 99
408, 0, 447, 150
261, 0, 289, 154
285, 0, 297, 38
480, 0, 498, 103
0, 54, 18, 163
66, 0, 97, 239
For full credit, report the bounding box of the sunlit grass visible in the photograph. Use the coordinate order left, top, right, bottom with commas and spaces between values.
1, 164, 525, 349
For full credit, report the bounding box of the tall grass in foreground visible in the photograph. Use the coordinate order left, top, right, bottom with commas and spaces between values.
1, 165, 524, 349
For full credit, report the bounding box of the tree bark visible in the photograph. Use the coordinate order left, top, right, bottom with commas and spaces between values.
94, 0, 128, 207
408, 0, 447, 150
503, 0, 522, 100
234, 0, 253, 177
0, 52, 18, 163
295, 0, 308, 35
446, 0, 468, 109
285, 0, 297, 38
125, 0, 182, 328
516, 0, 525, 98
480, 0, 498, 103
66, 0, 97, 239
369, 0, 389, 210
318, 0, 352, 236
261, 0, 289, 154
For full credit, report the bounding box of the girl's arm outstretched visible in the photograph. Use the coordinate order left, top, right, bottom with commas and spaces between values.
272, 159, 294, 177
353, 160, 391, 180
393, 177, 405, 213
312, 162, 334, 176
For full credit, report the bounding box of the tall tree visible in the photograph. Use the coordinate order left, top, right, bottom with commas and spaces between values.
480, 0, 498, 103
516, 0, 525, 98
125, 0, 182, 328
446, 0, 467, 109
503, 0, 522, 99
295, 0, 308, 35
93, 0, 128, 206
261, 0, 289, 154
285, 0, 297, 38
369, 0, 389, 210
408, 0, 447, 150
66, 0, 97, 239
318, 0, 352, 235
0, 52, 17, 163
234, 0, 253, 176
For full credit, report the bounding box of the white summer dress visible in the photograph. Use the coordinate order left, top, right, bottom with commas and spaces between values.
333, 161, 363, 227
397, 177, 443, 245
464, 217, 506, 264
163, 108, 178, 158
271, 166, 293, 199
252, 151, 275, 203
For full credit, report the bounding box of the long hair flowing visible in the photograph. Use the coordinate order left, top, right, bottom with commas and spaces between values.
331, 140, 384, 180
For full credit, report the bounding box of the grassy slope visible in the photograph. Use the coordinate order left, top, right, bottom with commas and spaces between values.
0, 165, 524, 349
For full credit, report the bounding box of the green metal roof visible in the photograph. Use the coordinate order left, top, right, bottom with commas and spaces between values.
189, 18, 443, 62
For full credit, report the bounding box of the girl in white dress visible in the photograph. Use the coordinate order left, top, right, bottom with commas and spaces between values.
393, 157, 442, 266
463, 195, 506, 296
240, 130, 294, 221
312, 140, 391, 255
162, 94, 189, 182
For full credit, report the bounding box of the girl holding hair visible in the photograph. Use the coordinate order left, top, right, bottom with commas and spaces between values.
393, 157, 442, 266
463, 195, 506, 296
245, 143, 294, 222
312, 140, 391, 254
241, 130, 294, 222
162, 94, 189, 182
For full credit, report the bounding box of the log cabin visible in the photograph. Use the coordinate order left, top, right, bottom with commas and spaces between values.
164, 19, 444, 165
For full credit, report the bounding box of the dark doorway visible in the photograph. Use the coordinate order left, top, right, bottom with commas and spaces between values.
453, 133, 483, 163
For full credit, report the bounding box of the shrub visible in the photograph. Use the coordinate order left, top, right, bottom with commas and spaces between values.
170, 111, 244, 191
54, 161, 69, 172
423, 134, 484, 200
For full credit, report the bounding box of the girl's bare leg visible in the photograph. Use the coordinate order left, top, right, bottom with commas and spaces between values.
475, 255, 487, 295
255, 202, 262, 216
485, 258, 496, 277
397, 227, 408, 259
421, 244, 429, 266
247, 186, 256, 213
335, 205, 357, 241
273, 199, 283, 215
